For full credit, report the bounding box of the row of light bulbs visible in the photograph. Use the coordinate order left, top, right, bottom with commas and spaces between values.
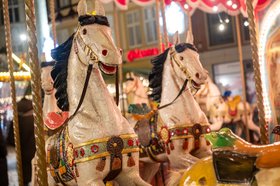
0, 71, 31, 82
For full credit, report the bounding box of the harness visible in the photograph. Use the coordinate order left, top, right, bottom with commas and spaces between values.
47, 15, 136, 184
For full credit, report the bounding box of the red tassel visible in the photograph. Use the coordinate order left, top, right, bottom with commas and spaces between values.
127, 154, 136, 167
170, 141, 174, 150
195, 139, 200, 149
96, 157, 106, 172
183, 139, 188, 150
112, 157, 122, 170
166, 145, 170, 154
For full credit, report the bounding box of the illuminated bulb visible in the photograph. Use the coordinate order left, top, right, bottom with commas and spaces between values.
171, 1, 176, 6
225, 18, 230, 23
218, 23, 225, 31
232, 4, 237, 9
20, 34, 27, 41
184, 4, 189, 9
213, 6, 218, 12
226, 0, 233, 6
244, 20, 249, 27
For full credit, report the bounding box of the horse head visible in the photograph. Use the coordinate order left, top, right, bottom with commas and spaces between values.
75, 0, 121, 75
170, 31, 208, 92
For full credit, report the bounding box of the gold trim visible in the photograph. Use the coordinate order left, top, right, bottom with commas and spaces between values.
122, 147, 139, 154
168, 124, 209, 130
170, 135, 193, 140
171, 134, 205, 141
75, 152, 109, 164
74, 133, 137, 148
75, 148, 139, 164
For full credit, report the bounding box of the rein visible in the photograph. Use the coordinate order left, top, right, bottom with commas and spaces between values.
157, 79, 188, 110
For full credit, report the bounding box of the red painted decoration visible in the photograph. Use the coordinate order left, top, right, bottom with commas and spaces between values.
183, 129, 188, 134
206, 127, 211, 133
74, 150, 79, 158
91, 145, 99, 153
136, 139, 139, 146
176, 129, 181, 135
80, 148, 85, 157
127, 139, 134, 146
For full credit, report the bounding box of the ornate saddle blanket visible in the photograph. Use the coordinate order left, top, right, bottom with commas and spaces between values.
45, 112, 69, 130
47, 127, 76, 184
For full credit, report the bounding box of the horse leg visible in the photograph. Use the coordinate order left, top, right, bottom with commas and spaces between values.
115, 152, 151, 186
139, 162, 160, 183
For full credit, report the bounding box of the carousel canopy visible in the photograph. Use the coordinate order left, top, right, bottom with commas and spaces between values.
104, 0, 270, 16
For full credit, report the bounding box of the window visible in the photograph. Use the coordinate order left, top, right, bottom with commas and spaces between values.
143, 6, 157, 44
8, 0, 19, 23
207, 13, 235, 46
126, 10, 142, 48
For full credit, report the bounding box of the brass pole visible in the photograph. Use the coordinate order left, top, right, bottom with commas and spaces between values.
49, 0, 57, 47
187, 6, 192, 34
25, 0, 48, 185
246, 0, 268, 144
235, 16, 250, 142
113, 3, 125, 116
155, 0, 163, 52
160, 0, 168, 47
2, 0, 24, 185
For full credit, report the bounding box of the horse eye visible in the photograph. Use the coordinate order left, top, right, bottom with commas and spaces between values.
82, 28, 87, 35
180, 56, 184, 60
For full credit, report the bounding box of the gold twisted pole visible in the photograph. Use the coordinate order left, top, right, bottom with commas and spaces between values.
49, 0, 57, 47
25, 0, 48, 185
160, 0, 169, 48
246, 0, 268, 144
155, 0, 163, 52
2, 0, 24, 185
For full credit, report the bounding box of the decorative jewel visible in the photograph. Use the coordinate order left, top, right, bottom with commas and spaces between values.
160, 126, 170, 144
206, 127, 211, 133
74, 149, 79, 158
91, 145, 99, 153
80, 148, 85, 157
183, 129, 188, 134
127, 139, 134, 146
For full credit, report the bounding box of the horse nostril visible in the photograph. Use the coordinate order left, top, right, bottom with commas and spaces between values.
195, 73, 200, 79
119, 49, 123, 55
102, 49, 108, 56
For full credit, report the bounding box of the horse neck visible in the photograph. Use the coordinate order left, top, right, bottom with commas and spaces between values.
67, 49, 130, 139
133, 78, 149, 105
159, 55, 208, 128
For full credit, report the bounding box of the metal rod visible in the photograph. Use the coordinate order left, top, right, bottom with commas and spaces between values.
246, 0, 268, 144
160, 0, 168, 48
155, 0, 163, 52
24, 0, 48, 185
2, 0, 24, 185
235, 16, 250, 142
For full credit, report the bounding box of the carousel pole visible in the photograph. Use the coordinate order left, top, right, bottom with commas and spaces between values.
113, 3, 125, 116
25, 0, 48, 185
160, 0, 169, 47
49, 0, 57, 47
246, 0, 268, 144
2, 0, 24, 185
235, 16, 250, 142
155, 0, 163, 52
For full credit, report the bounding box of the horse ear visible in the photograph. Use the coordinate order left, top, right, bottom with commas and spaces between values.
186, 30, 194, 44
95, 0, 105, 16
77, 0, 87, 16
173, 31, 180, 45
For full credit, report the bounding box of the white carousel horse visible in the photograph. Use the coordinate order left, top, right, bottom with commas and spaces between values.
124, 72, 150, 107
45, 0, 150, 185
134, 31, 211, 184
195, 77, 260, 141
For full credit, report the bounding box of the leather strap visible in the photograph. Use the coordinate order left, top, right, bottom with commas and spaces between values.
158, 79, 188, 110
115, 66, 119, 106
64, 64, 93, 125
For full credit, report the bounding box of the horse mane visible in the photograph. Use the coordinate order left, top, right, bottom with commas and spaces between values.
51, 33, 75, 111
148, 48, 170, 103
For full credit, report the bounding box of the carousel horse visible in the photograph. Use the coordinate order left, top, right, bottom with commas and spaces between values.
131, 31, 212, 184
180, 128, 280, 186
195, 77, 260, 141
45, 0, 150, 185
